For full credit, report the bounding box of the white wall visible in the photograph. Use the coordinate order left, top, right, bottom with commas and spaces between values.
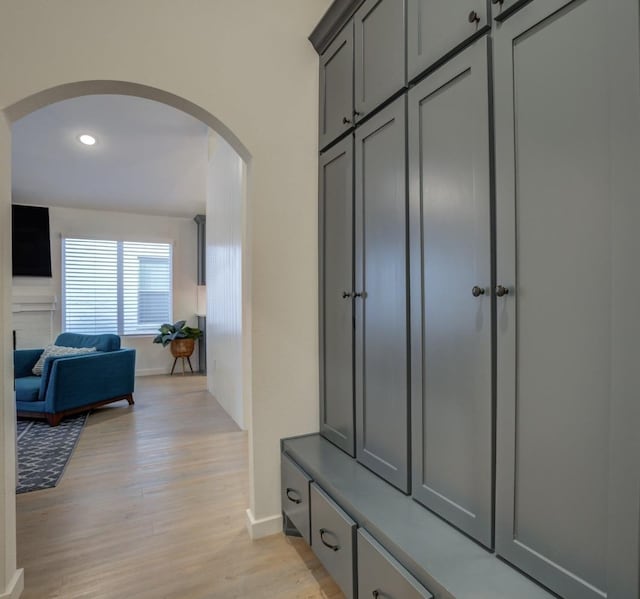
12, 206, 199, 375
0, 2, 329, 587
206, 132, 247, 429
0, 114, 23, 598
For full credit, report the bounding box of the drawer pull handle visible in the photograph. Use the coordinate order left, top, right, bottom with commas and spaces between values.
319, 528, 340, 551
286, 488, 302, 504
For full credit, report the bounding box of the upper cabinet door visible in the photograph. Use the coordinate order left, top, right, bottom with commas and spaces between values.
320, 23, 354, 150
355, 96, 409, 493
319, 136, 355, 456
354, 0, 406, 120
407, 0, 488, 82
408, 37, 492, 548
494, 1, 640, 598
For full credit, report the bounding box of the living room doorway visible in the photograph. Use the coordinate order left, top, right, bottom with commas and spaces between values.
1, 81, 253, 596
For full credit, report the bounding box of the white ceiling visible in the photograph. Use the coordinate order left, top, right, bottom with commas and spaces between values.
11, 94, 209, 218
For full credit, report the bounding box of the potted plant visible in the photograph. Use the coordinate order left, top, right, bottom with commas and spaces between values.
153, 320, 203, 373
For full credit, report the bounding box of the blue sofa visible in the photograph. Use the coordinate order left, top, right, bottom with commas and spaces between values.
14, 333, 136, 426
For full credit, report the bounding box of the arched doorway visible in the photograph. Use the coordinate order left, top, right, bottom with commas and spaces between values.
1, 80, 253, 596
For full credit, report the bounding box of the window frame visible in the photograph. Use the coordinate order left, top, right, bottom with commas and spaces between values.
61, 236, 174, 337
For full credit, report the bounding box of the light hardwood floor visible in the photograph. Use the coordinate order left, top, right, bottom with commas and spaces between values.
16, 375, 343, 599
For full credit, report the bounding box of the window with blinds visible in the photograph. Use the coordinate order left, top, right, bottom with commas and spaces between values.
62, 238, 172, 336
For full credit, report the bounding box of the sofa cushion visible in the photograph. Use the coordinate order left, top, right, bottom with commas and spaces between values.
32, 345, 97, 376
55, 333, 121, 352
15, 376, 42, 402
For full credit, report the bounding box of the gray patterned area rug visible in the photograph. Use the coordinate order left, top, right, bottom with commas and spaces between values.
16, 414, 88, 494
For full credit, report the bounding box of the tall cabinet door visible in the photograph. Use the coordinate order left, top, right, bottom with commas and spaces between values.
354, 0, 406, 120
408, 37, 492, 548
407, 0, 488, 82
319, 136, 355, 456
355, 96, 409, 493
494, 1, 640, 598
320, 24, 354, 150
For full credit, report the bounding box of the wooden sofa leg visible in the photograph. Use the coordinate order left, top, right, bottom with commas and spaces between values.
126, 394, 135, 406
46, 413, 62, 427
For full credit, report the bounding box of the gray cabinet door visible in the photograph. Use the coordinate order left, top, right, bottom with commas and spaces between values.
408, 37, 492, 548
354, 0, 406, 120
319, 136, 355, 456
355, 96, 409, 492
494, 1, 640, 598
407, 0, 488, 82
320, 23, 354, 149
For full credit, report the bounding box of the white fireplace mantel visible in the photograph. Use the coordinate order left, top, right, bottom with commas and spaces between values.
11, 294, 57, 313
12, 294, 58, 349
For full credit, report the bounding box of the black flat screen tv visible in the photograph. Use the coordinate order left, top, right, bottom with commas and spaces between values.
12, 204, 52, 277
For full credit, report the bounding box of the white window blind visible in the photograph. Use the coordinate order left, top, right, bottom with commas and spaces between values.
63, 238, 172, 336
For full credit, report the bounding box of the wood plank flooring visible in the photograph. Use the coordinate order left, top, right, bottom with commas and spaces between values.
16, 375, 343, 599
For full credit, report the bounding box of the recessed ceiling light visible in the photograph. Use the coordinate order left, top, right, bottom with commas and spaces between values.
78, 134, 97, 146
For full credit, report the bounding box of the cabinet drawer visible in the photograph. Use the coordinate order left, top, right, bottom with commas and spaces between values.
310, 483, 357, 599
357, 529, 433, 599
281, 454, 312, 543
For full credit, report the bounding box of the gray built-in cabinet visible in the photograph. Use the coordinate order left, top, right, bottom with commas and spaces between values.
320, 0, 407, 150
319, 23, 354, 149
304, 0, 640, 597
354, 0, 406, 120
319, 137, 355, 456
355, 96, 409, 493
406, 0, 489, 81
408, 36, 493, 548
493, 1, 640, 597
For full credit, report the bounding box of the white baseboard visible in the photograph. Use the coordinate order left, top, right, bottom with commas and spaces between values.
0, 569, 24, 599
136, 367, 169, 377
245, 508, 282, 540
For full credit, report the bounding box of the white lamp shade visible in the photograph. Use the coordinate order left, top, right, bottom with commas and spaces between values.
196, 285, 207, 317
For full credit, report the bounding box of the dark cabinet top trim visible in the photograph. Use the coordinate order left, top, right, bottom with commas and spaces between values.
309, 0, 365, 55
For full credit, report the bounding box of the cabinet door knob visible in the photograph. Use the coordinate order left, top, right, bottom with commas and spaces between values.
472, 286, 486, 297
495, 285, 510, 297
342, 116, 352, 124
353, 291, 365, 299
468, 10, 480, 23
342, 291, 353, 299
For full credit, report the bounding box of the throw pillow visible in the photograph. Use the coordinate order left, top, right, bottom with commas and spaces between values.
32, 344, 97, 376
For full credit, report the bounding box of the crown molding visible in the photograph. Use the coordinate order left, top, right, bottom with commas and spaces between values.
308, 0, 365, 55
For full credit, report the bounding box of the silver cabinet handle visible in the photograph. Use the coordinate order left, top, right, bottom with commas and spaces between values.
496, 285, 510, 297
